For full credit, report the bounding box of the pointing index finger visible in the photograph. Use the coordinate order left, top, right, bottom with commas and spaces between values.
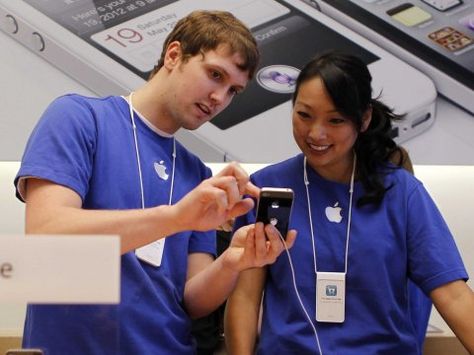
244, 181, 260, 199
215, 161, 259, 198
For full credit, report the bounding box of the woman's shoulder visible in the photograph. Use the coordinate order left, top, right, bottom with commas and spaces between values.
254, 154, 301, 173
251, 154, 303, 185
385, 165, 423, 194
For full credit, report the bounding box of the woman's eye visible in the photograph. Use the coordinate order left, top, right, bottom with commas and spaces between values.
330, 118, 345, 124
297, 111, 311, 119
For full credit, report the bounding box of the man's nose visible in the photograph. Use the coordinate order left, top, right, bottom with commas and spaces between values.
210, 87, 230, 106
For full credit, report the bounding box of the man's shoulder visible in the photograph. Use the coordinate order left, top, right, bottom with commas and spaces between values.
53, 93, 118, 107
175, 141, 212, 178
45, 94, 124, 125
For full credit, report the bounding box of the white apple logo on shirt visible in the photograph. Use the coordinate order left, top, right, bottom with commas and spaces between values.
154, 161, 169, 181
325, 202, 342, 223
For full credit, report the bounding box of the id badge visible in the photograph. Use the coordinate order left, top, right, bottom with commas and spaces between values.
316, 271, 346, 323
135, 239, 165, 267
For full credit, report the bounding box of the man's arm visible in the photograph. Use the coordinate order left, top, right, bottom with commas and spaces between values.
430, 280, 474, 353
25, 179, 185, 254
24, 162, 259, 254
183, 223, 296, 319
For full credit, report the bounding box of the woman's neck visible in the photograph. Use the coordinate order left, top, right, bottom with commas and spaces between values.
307, 154, 356, 184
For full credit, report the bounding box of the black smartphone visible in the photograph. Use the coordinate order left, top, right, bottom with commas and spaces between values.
256, 187, 294, 239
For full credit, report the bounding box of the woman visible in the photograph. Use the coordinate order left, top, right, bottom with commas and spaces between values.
224, 51, 474, 354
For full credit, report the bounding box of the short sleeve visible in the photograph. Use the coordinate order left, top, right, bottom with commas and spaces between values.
15, 95, 97, 202
188, 230, 217, 257
407, 183, 468, 294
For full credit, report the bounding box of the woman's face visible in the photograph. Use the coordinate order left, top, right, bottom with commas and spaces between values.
292, 76, 366, 182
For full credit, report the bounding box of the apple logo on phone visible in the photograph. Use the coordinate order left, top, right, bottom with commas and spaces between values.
270, 217, 279, 226
325, 202, 342, 223
154, 161, 169, 181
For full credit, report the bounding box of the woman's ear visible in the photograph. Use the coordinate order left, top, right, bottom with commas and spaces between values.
163, 41, 182, 70
361, 106, 373, 132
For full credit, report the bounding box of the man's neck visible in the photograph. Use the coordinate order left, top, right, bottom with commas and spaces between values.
130, 74, 178, 135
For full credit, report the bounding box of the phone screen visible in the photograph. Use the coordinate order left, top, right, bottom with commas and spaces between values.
316, 0, 473, 91
22, 0, 379, 130
256, 188, 294, 238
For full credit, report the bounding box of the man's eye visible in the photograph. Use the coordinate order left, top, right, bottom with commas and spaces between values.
211, 70, 221, 80
229, 87, 240, 96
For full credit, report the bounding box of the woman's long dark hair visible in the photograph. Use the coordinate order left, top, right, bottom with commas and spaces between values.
293, 51, 407, 207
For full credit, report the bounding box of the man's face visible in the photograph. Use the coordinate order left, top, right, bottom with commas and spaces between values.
164, 43, 250, 132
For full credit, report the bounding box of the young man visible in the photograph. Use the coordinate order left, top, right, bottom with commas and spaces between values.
15, 10, 296, 354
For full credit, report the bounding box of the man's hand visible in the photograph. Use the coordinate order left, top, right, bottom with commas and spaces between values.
171, 162, 259, 232
214, 161, 260, 198
222, 223, 297, 272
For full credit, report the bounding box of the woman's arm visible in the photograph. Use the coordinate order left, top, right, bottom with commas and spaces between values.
225, 266, 267, 355
184, 224, 295, 319
430, 279, 474, 353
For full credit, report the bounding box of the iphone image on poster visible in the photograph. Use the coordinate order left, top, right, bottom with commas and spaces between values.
0, 0, 436, 162
421, 0, 463, 12
316, 0, 474, 114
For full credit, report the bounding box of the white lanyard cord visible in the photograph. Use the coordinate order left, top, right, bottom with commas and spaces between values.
304, 154, 356, 274
128, 92, 176, 208
129, 92, 145, 209
168, 141, 176, 206
344, 154, 356, 274
280, 234, 324, 355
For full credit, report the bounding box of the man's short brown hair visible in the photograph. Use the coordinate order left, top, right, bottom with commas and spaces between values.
149, 10, 259, 80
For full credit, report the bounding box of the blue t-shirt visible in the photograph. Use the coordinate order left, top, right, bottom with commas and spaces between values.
15, 94, 216, 355
234, 154, 468, 355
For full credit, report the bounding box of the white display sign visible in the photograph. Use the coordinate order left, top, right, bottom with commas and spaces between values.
0, 235, 120, 304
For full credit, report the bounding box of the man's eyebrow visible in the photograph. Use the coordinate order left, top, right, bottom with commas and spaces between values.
204, 58, 249, 87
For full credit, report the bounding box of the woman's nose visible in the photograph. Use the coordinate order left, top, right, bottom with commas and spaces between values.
309, 121, 327, 139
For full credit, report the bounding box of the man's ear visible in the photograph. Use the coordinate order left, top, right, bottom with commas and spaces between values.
163, 41, 182, 70
361, 106, 373, 132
